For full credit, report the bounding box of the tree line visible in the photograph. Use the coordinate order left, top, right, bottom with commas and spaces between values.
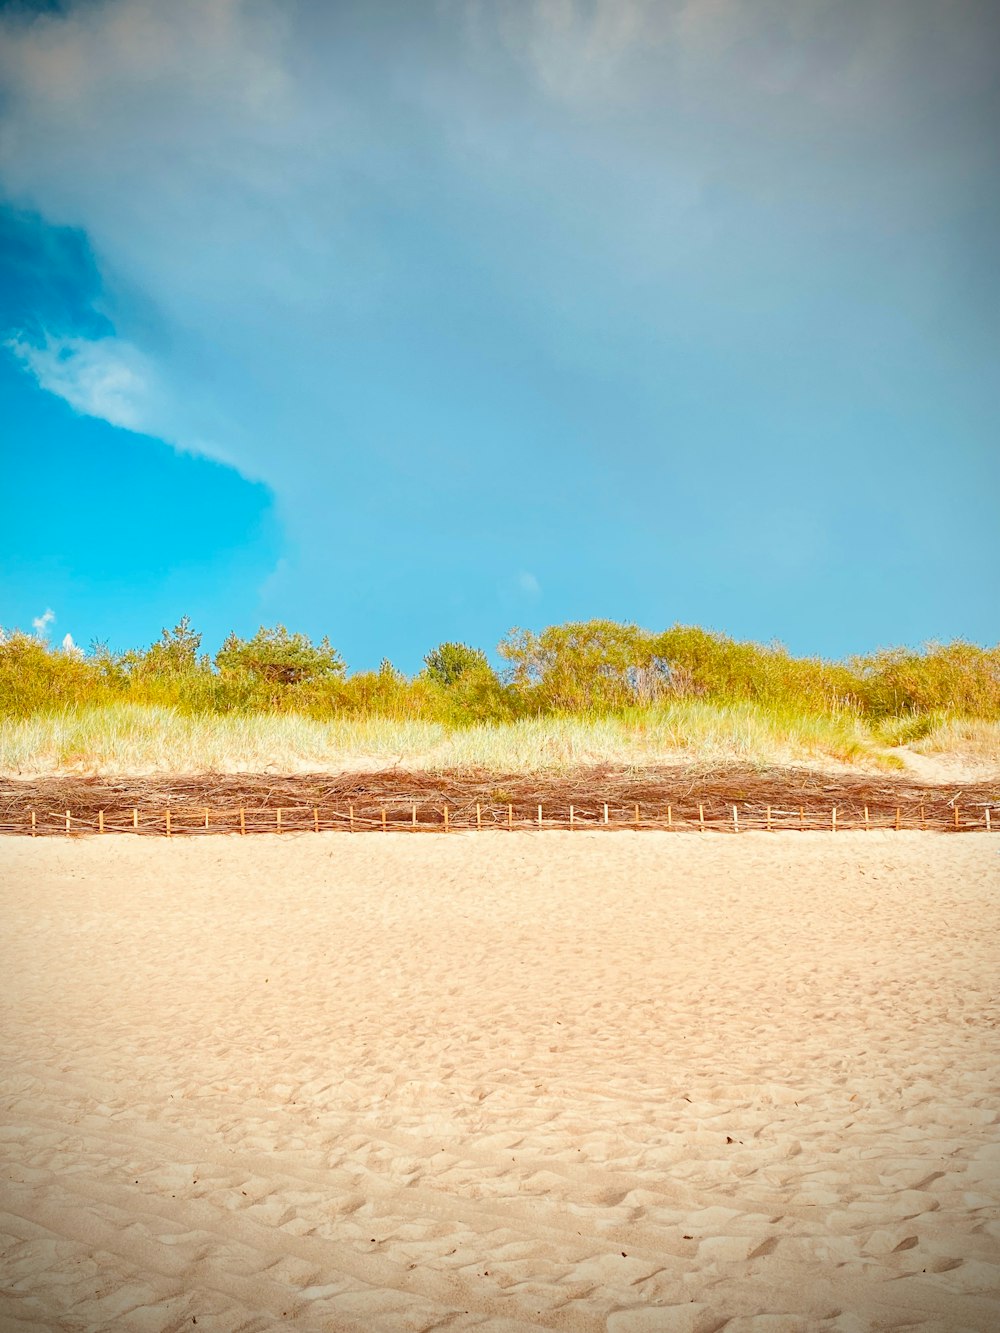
1, 617, 998, 723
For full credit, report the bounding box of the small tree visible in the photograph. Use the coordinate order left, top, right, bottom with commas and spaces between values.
499, 620, 657, 712
421, 642, 515, 722
141, 616, 204, 676
423, 641, 491, 687
215, 625, 344, 686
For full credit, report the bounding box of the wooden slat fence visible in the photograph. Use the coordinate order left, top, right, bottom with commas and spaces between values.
4, 799, 996, 837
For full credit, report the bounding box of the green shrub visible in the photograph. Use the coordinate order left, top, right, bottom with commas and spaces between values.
423, 641, 490, 687
215, 625, 344, 687
3, 617, 997, 731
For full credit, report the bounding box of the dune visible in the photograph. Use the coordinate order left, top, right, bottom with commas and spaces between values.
1, 832, 998, 1331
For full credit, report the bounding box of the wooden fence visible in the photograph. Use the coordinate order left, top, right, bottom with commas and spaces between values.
4, 799, 996, 837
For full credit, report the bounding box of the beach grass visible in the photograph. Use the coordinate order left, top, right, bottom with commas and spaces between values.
2, 622, 996, 778
0, 699, 908, 776
901, 713, 1000, 763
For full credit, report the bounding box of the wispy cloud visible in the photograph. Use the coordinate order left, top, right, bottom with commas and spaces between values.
489, 0, 656, 104
32, 608, 55, 636
8, 334, 154, 433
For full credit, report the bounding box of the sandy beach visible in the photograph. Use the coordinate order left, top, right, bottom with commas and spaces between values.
1, 832, 998, 1332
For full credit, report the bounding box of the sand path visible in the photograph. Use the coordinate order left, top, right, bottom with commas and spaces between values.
1, 833, 998, 1331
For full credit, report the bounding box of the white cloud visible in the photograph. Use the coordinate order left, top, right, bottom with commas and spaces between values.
61, 632, 82, 656
32, 608, 55, 636
1, 1, 987, 461
8, 334, 154, 433
0, 0, 300, 473
518, 572, 542, 598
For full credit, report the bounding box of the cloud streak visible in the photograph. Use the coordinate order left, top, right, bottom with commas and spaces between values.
8, 334, 155, 433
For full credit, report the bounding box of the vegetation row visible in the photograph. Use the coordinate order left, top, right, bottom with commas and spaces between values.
2, 618, 998, 729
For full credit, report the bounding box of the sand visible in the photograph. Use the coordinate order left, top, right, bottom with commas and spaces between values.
1, 832, 998, 1332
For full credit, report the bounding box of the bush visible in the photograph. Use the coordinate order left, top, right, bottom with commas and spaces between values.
852, 642, 1000, 718
0, 630, 102, 717
216, 625, 344, 685
499, 620, 661, 712
423, 642, 490, 687
2, 616, 997, 728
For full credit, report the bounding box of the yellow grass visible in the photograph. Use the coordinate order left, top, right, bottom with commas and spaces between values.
907, 714, 1000, 762
0, 700, 902, 776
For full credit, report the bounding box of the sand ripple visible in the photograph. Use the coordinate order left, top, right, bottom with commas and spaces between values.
1, 832, 998, 1330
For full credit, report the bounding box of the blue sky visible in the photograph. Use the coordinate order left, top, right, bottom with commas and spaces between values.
1, 0, 997, 671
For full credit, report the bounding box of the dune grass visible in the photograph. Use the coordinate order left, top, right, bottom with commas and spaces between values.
0, 699, 906, 777
899, 713, 1000, 763
2, 621, 996, 777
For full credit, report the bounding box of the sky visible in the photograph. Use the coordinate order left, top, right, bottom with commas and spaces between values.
1, 0, 997, 671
